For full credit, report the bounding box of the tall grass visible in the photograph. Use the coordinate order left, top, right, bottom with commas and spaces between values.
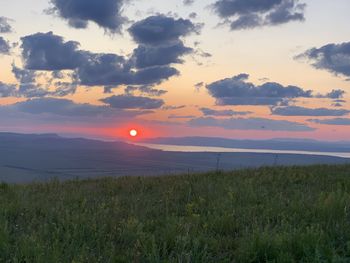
1, 165, 350, 262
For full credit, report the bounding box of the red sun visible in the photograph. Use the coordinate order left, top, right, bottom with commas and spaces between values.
129, 129, 138, 137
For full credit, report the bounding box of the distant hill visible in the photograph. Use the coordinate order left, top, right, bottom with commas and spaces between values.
0, 132, 349, 183
142, 136, 350, 152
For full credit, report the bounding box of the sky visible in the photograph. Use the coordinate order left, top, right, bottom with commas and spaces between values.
0, 0, 350, 141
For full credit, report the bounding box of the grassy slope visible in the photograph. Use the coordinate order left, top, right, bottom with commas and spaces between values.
1, 165, 350, 262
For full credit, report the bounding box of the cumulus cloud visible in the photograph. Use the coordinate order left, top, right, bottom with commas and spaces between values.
271, 106, 350, 116
200, 107, 251, 116
0, 37, 11, 54
11, 65, 50, 98
309, 118, 350, 126
48, 0, 128, 32
18, 15, 200, 92
0, 82, 17, 97
129, 15, 200, 45
101, 95, 164, 109
18, 31, 183, 92
297, 42, 350, 78
131, 41, 192, 69
207, 73, 313, 106
189, 117, 314, 131
0, 17, 13, 33
324, 89, 346, 99
212, 0, 306, 30
206, 73, 343, 106
1, 64, 77, 99
128, 15, 200, 71
21, 32, 83, 70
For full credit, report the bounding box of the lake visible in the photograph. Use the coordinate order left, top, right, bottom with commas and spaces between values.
135, 143, 350, 159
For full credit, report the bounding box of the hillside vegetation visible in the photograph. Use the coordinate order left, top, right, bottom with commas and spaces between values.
1, 165, 350, 262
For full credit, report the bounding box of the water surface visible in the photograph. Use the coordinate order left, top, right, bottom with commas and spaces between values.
135, 143, 350, 159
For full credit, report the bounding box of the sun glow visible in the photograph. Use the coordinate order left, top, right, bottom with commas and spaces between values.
129, 129, 138, 137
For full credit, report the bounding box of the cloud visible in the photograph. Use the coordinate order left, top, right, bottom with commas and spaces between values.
48, 0, 128, 32
21, 32, 83, 70
0, 82, 17, 97
0, 17, 13, 33
128, 15, 199, 71
124, 85, 167, 97
212, 0, 306, 30
101, 95, 164, 109
271, 106, 350, 116
0, 37, 11, 54
131, 41, 193, 69
183, 0, 195, 6
206, 73, 315, 106
128, 15, 200, 46
162, 105, 186, 110
324, 89, 346, 99
297, 42, 350, 78
194, 81, 204, 91
73, 52, 179, 88
18, 31, 182, 90
0, 98, 151, 130
11, 64, 50, 98
14, 97, 114, 117
189, 117, 314, 131
168, 114, 196, 119
200, 107, 251, 116
309, 118, 350, 126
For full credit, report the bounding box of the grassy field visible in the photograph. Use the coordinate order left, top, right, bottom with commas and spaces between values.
1, 165, 350, 262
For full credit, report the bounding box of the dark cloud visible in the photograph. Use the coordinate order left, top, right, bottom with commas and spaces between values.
194, 81, 204, 91
189, 12, 198, 19
19, 31, 181, 90
48, 0, 127, 32
0, 98, 151, 130
309, 118, 350, 126
189, 117, 314, 131
206, 73, 315, 106
128, 15, 199, 73
332, 103, 343, 107
324, 89, 346, 99
129, 15, 200, 45
0, 37, 11, 54
101, 95, 164, 109
15, 97, 113, 117
162, 105, 186, 110
168, 114, 196, 119
124, 85, 167, 97
131, 41, 192, 68
183, 0, 195, 6
212, 0, 306, 30
200, 107, 251, 116
297, 42, 350, 78
77, 55, 178, 87
11, 65, 50, 98
0, 17, 12, 33
5, 64, 76, 98
271, 106, 350, 116
21, 32, 83, 70
0, 82, 17, 97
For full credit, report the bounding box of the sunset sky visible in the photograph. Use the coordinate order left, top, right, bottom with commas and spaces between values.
0, 0, 350, 141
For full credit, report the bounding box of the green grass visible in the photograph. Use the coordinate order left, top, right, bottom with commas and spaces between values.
1, 165, 350, 262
